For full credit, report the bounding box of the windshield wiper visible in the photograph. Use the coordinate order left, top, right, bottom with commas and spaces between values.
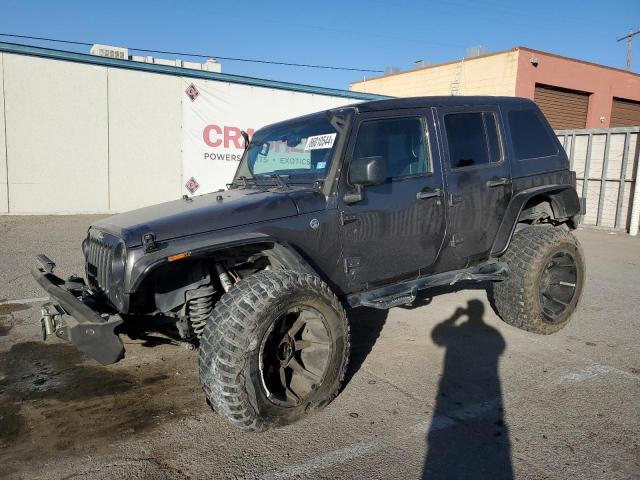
232, 176, 256, 188
266, 173, 290, 189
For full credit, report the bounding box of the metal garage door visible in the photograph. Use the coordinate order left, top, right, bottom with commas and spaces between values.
534, 84, 589, 130
610, 98, 640, 127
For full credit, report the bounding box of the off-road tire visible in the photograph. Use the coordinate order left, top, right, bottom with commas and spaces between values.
198, 270, 350, 432
494, 225, 585, 334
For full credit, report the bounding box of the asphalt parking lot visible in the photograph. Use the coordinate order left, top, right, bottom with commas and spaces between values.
0, 215, 639, 480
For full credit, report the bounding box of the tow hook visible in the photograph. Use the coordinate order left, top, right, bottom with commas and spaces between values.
40, 303, 64, 340
41, 308, 55, 340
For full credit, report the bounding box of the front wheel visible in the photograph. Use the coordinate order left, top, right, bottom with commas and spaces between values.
198, 270, 350, 432
494, 225, 585, 334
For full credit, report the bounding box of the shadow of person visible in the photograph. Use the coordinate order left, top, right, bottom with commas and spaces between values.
422, 299, 513, 480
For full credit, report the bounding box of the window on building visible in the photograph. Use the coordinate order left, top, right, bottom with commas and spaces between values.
508, 109, 558, 160
444, 112, 502, 169
353, 117, 430, 179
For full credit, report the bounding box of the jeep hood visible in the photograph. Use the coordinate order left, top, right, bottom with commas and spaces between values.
92, 188, 299, 247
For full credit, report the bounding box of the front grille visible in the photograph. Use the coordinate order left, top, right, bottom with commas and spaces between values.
86, 229, 120, 305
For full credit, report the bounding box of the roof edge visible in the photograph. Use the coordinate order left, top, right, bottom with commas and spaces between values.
0, 41, 388, 101
350, 47, 518, 85
516, 46, 640, 78
351, 45, 640, 86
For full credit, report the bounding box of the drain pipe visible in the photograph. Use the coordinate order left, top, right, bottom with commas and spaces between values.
630, 172, 640, 236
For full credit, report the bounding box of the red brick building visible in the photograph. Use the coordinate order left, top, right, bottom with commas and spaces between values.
351, 46, 640, 129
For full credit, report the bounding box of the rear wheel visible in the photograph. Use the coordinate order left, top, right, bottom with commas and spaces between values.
198, 270, 349, 431
494, 225, 585, 334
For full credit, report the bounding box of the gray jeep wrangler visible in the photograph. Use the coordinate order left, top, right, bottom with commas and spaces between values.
33, 96, 585, 431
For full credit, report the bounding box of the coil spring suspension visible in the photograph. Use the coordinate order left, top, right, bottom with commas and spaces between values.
187, 285, 216, 338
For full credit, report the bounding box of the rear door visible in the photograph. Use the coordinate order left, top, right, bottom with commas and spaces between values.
338, 109, 446, 291
435, 106, 511, 266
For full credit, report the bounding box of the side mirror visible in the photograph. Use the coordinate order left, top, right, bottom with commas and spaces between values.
349, 156, 387, 186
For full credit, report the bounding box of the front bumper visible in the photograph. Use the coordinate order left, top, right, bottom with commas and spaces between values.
31, 255, 125, 365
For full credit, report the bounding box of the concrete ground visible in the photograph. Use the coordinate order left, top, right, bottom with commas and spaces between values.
0, 215, 638, 480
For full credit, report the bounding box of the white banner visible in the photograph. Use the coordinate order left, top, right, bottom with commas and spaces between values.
181, 79, 358, 195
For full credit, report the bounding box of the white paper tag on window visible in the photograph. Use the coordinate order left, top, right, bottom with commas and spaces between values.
304, 133, 337, 151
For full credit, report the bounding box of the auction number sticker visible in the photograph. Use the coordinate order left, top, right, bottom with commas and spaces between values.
304, 133, 337, 151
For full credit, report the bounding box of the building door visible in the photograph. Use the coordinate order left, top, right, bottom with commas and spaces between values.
436, 107, 511, 266
338, 111, 446, 290
610, 97, 640, 127
534, 84, 589, 129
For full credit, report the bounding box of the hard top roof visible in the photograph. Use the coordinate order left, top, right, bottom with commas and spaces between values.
257, 96, 536, 133
351, 95, 535, 112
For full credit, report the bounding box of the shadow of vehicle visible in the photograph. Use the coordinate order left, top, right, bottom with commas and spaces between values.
342, 281, 498, 389
402, 281, 498, 312
343, 307, 389, 387
422, 299, 513, 480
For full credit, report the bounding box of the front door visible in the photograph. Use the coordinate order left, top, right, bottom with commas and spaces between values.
435, 106, 512, 265
338, 110, 446, 291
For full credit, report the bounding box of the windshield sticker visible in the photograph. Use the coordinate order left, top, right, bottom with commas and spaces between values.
316, 161, 327, 170
260, 143, 270, 156
304, 133, 337, 151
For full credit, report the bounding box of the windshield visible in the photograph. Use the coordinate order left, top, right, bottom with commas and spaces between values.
234, 116, 339, 184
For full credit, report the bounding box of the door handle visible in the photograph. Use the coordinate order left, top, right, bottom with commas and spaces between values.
486, 177, 510, 188
416, 188, 442, 200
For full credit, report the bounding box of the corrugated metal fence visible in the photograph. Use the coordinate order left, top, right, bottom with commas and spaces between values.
556, 127, 640, 235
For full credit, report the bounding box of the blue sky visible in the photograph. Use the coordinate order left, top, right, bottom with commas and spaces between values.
1, 0, 638, 90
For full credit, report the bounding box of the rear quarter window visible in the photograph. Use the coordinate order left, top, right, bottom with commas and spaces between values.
444, 112, 502, 169
508, 109, 558, 160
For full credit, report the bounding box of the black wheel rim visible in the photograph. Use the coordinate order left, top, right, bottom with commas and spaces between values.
259, 306, 332, 407
539, 250, 578, 321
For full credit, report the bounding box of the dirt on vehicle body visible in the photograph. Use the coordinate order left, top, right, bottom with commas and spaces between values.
32, 96, 585, 431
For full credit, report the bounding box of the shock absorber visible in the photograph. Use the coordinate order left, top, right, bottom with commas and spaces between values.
186, 284, 216, 338
215, 263, 234, 292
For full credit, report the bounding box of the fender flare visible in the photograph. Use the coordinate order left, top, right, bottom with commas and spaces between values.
491, 184, 580, 257
126, 233, 320, 294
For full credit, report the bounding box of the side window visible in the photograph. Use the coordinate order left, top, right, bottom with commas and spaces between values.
444, 112, 502, 169
508, 109, 558, 160
353, 117, 430, 179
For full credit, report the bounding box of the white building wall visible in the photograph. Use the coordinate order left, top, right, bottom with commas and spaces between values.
0, 53, 7, 213
108, 68, 182, 212
0, 50, 365, 214
3, 53, 109, 213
